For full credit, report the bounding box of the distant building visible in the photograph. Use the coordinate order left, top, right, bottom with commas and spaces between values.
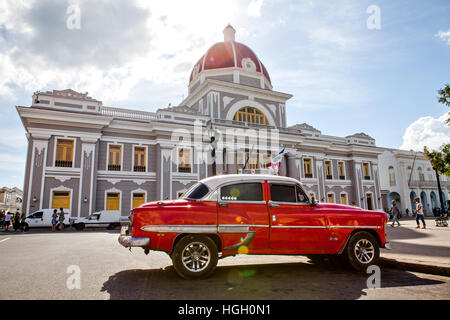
378, 149, 449, 216
17, 25, 392, 217
0, 187, 23, 213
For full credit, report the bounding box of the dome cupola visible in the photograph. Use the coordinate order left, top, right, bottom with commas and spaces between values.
189, 25, 272, 92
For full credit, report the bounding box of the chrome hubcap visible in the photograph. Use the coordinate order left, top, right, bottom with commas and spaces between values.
354, 239, 375, 264
181, 242, 211, 272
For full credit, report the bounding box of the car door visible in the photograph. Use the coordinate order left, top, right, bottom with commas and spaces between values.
217, 182, 269, 250
268, 183, 328, 251
28, 211, 43, 227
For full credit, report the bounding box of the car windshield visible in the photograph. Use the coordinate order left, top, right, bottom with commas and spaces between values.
182, 183, 210, 200
88, 214, 100, 220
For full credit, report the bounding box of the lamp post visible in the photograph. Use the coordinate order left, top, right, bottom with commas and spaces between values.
209, 122, 216, 176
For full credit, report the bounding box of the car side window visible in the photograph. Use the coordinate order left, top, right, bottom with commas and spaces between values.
33, 212, 43, 219
270, 184, 297, 203
296, 186, 309, 203
220, 183, 263, 202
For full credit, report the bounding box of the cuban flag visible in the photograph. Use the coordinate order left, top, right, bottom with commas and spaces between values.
267, 148, 285, 173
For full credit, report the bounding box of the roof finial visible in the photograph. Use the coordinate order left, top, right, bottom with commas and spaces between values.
223, 24, 236, 42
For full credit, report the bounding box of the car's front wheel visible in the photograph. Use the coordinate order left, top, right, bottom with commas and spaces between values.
343, 231, 379, 271
172, 235, 218, 279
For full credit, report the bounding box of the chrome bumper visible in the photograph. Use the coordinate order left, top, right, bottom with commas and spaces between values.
118, 226, 150, 248
384, 241, 392, 250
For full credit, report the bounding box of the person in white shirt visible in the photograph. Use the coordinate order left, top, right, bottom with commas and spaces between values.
3, 211, 11, 231
413, 198, 426, 229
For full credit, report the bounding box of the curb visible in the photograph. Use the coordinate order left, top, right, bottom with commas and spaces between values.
380, 257, 450, 277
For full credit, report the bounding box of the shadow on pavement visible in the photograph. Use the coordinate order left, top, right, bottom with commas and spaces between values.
385, 225, 431, 241
101, 261, 444, 300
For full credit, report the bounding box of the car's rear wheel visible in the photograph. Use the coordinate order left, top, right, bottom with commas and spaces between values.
74, 223, 85, 231
172, 235, 218, 279
107, 223, 119, 230
343, 231, 379, 271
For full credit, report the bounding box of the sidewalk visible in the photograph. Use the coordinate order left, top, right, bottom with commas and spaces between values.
380, 217, 450, 276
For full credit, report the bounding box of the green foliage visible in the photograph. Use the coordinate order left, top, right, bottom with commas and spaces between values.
424, 144, 450, 177
437, 84, 450, 124
438, 84, 450, 107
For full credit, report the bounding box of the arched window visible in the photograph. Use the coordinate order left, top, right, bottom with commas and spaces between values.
389, 166, 396, 186
233, 107, 268, 125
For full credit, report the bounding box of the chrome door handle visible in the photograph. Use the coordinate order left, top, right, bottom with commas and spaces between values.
269, 203, 279, 208
218, 202, 228, 207
272, 215, 276, 222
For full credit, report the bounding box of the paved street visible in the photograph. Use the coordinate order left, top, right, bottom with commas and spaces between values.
382, 218, 450, 268
0, 223, 449, 300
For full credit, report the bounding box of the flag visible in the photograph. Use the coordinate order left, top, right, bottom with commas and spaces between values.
242, 144, 255, 170
267, 148, 285, 173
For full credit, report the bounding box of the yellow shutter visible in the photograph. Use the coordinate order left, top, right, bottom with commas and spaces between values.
52, 191, 70, 209
340, 194, 347, 205
327, 193, 334, 203
106, 193, 120, 210
132, 193, 145, 209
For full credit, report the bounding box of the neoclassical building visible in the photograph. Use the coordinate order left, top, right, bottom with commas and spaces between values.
379, 149, 449, 216
0, 187, 23, 213
18, 25, 392, 218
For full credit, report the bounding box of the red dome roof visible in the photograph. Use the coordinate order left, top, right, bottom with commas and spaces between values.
189, 26, 271, 86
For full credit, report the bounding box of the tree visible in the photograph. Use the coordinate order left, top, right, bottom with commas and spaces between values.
424, 145, 450, 177
422, 84, 450, 218
437, 84, 450, 123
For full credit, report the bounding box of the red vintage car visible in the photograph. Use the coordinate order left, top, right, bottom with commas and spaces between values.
119, 174, 391, 279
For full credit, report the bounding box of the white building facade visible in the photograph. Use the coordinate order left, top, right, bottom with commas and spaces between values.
378, 149, 449, 216
0, 187, 23, 213
17, 26, 397, 218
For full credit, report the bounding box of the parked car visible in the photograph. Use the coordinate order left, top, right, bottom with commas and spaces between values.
118, 174, 391, 279
23, 209, 71, 230
72, 210, 121, 230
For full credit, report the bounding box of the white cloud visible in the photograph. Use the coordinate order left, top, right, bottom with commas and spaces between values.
0, 0, 249, 103
247, 0, 264, 17
399, 112, 450, 152
436, 30, 450, 45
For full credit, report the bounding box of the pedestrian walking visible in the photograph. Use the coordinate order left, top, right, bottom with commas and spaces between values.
20, 213, 26, 232
51, 209, 58, 232
3, 211, 11, 231
13, 211, 21, 231
413, 197, 426, 229
0, 210, 4, 229
58, 208, 65, 231
390, 200, 401, 227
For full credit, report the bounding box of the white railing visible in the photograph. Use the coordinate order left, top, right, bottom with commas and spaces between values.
101, 106, 158, 121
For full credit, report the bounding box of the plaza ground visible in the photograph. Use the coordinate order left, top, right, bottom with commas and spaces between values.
0, 218, 449, 300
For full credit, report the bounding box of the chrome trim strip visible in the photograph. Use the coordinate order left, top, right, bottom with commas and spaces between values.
271, 225, 327, 229
141, 224, 270, 233
269, 201, 310, 206
218, 226, 249, 233
141, 225, 217, 233
328, 225, 381, 229
219, 224, 269, 228
141, 224, 381, 233
272, 225, 381, 229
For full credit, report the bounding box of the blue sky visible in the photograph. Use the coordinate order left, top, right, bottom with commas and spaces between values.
0, 0, 449, 188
